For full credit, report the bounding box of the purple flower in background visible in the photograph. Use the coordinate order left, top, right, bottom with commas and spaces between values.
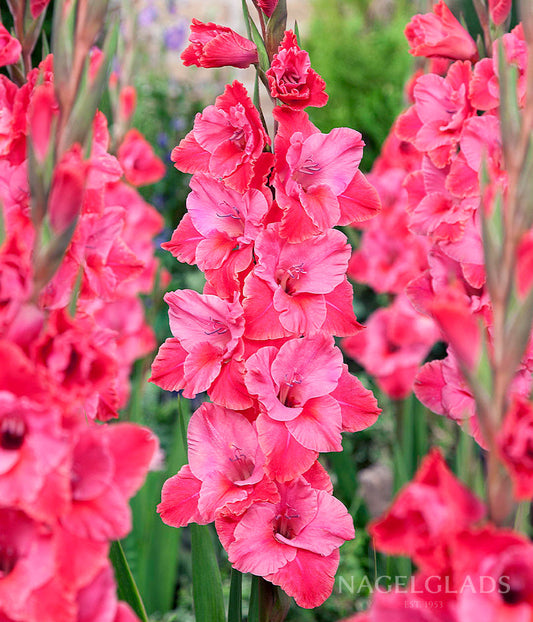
167, 0, 177, 14
157, 132, 169, 149
164, 23, 187, 51
172, 117, 186, 132
138, 6, 158, 28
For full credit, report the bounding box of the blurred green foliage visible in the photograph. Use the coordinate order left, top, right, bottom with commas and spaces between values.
305, 0, 413, 170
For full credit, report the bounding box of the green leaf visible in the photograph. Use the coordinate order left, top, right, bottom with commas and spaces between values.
42, 31, 50, 58
248, 576, 260, 622
52, 0, 77, 90
228, 569, 243, 622
498, 40, 521, 165
109, 540, 148, 622
123, 383, 187, 615
294, 21, 301, 46
241, 0, 253, 40
191, 524, 226, 622
249, 17, 270, 72
517, 136, 533, 230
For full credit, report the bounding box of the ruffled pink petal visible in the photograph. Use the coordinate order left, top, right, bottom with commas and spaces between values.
209, 357, 254, 410
157, 465, 205, 528
286, 395, 343, 452
162, 214, 202, 265
106, 424, 158, 498
337, 170, 381, 225
198, 471, 249, 522
279, 196, 321, 242
270, 334, 343, 405
256, 414, 317, 481
322, 279, 363, 337
148, 337, 187, 391
414, 360, 447, 415
278, 490, 354, 555
183, 341, 223, 397
243, 275, 287, 340
300, 184, 340, 231
228, 503, 297, 575
266, 549, 340, 609
171, 131, 211, 174
331, 366, 381, 432
273, 288, 327, 335
302, 460, 333, 493
188, 402, 261, 482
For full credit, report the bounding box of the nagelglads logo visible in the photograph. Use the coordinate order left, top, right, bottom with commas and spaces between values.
337, 575, 512, 595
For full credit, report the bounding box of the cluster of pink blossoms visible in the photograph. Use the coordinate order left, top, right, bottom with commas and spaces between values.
151, 4, 383, 608
348, 449, 533, 622
0, 12, 164, 620
344, 1, 533, 620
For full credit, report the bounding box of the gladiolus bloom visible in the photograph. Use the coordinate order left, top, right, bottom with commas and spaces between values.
181, 19, 259, 69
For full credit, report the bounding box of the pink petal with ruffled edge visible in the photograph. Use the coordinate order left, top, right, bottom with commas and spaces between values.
256, 414, 317, 481
286, 395, 343, 452
266, 549, 340, 609
227, 503, 297, 575
149, 338, 186, 391
331, 366, 381, 432
188, 402, 263, 483
158, 465, 205, 528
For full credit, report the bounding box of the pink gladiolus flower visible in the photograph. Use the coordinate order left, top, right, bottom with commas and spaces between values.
267, 31, 328, 110
163, 173, 270, 298
32, 309, 120, 421
243, 223, 360, 338
273, 107, 379, 241
405, 1, 478, 62
158, 402, 277, 526
470, 25, 528, 111
61, 423, 158, 541
343, 295, 438, 400
172, 81, 272, 193
0, 392, 68, 521
369, 448, 485, 574
416, 319, 533, 449
43, 206, 144, 309
0, 25, 21, 68
216, 477, 354, 608
105, 180, 164, 295
117, 129, 166, 187
451, 527, 533, 619
0, 509, 56, 620
415, 349, 484, 445
150, 289, 251, 408
181, 19, 259, 69
245, 334, 378, 479
397, 61, 475, 168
